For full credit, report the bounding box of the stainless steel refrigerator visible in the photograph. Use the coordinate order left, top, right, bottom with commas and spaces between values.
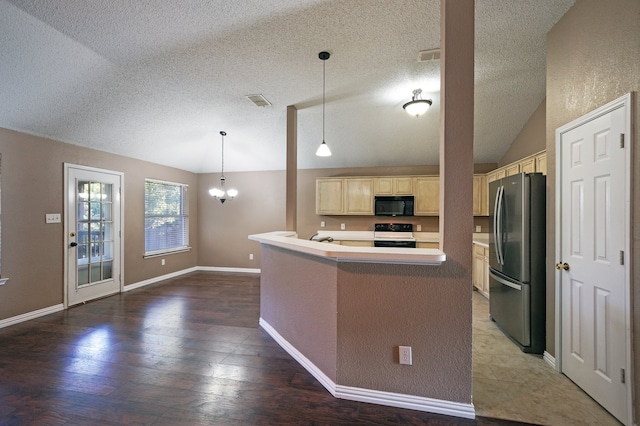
489, 172, 546, 354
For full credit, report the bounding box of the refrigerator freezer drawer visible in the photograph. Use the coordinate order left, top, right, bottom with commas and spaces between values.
489, 270, 530, 347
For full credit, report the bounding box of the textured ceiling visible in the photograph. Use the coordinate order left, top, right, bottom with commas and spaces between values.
0, 0, 574, 173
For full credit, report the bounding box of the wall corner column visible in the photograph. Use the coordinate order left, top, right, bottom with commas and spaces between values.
286, 105, 297, 231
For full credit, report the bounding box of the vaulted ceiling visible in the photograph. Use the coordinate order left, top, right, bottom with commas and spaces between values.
0, 0, 574, 173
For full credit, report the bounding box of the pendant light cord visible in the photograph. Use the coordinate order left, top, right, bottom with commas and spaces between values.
322, 58, 326, 142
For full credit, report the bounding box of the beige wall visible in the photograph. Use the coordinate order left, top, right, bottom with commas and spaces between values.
546, 0, 640, 417
498, 98, 546, 167
0, 128, 198, 321
198, 170, 286, 269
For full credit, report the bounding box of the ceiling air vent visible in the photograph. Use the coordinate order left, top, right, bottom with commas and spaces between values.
418, 49, 441, 62
246, 94, 272, 107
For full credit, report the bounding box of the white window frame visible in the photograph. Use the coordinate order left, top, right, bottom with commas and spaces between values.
144, 178, 190, 257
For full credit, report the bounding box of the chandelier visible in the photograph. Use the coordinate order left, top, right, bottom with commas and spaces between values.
209, 131, 238, 203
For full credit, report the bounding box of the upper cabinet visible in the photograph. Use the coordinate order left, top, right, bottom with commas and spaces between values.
374, 177, 413, 195
473, 174, 488, 216
316, 177, 373, 215
344, 178, 373, 215
413, 176, 440, 216
316, 178, 344, 215
488, 150, 547, 183
534, 152, 547, 175
315, 152, 546, 217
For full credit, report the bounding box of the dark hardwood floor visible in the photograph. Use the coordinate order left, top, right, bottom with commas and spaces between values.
0, 271, 532, 425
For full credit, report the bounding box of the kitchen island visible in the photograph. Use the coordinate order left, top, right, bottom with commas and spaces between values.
248, 231, 475, 419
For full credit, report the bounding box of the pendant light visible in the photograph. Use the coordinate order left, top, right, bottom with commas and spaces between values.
209, 131, 238, 203
403, 88, 432, 117
316, 51, 331, 157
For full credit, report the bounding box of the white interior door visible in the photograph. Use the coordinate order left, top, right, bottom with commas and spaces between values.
557, 95, 631, 424
65, 165, 123, 306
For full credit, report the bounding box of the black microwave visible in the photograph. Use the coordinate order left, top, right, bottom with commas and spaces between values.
374, 196, 414, 216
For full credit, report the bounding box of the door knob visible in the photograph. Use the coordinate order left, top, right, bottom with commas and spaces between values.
70, 242, 78, 247
555, 262, 570, 271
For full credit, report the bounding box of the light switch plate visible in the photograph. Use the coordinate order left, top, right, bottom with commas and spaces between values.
45, 213, 61, 224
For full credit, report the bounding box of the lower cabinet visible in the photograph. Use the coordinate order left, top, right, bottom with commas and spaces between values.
340, 241, 374, 247
417, 242, 439, 249
472, 243, 489, 298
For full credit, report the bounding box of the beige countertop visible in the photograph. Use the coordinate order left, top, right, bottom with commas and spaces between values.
249, 231, 446, 265
314, 230, 489, 246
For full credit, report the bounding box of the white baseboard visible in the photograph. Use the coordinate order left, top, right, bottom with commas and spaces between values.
123, 266, 199, 292
259, 318, 336, 395
0, 304, 64, 329
123, 265, 260, 292
198, 266, 261, 274
543, 351, 556, 369
259, 317, 475, 420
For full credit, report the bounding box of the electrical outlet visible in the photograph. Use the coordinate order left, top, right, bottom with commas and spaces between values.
320, 221, 326, 228
475, 225, 482, 232
249, 253, 254, 260
416, 225, 422, 231
399, 346, 412, 365
340, 223, 346, 230
45, 213, 61, 224
161, 259, 165, 266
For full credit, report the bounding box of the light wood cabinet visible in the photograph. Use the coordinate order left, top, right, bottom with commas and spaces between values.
417, 242, 439, 249
413, 176, 440, 216
344, 178, 373, 215
535, 152, 547, 175
473, 243, 489, 298
316, 178, 344, 215
473, 174, 488, 216
505, 163, 520, 176
374, 177, 413, 195
316, 178, 373, 215
520, 157, 535, 174
340, 241, 373, 247
395, 177, 413, 195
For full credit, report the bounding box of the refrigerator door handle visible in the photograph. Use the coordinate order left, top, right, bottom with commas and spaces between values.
495, 185, 505, 265
490, 270, 522, 291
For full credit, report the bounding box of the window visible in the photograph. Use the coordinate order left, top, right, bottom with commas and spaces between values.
144, 179, 189, 256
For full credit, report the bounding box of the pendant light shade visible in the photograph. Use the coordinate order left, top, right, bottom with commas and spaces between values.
316, 51, 331, 157
403, 89, 432, 117
209, 131, 238, 203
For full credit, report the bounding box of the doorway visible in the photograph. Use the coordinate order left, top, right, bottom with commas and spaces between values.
555, 93, 632, 425
64, 164, 123, 307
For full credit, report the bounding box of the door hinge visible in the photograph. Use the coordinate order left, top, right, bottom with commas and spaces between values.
620, 134, 625, 148
621, 368, 626, 383
620, 250, 625, 265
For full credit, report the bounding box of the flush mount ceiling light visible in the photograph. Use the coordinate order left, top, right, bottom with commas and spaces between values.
209, 131, 238, 203
403, 89, 432, 117
316, 51, 331, 157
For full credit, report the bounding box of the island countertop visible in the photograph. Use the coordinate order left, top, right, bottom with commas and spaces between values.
249, 231, 446, 265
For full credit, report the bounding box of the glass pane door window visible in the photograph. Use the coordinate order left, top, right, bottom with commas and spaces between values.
77, 180, 113, 286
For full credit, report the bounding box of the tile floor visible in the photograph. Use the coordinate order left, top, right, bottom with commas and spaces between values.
472, 291, 621, 425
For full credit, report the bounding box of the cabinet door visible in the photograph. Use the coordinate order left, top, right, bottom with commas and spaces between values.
413, 176, 439, 216
395, 177, 413, 195
473, 175, 488, 216
316, 178, 344, 215
374, 177, 393, 195
505, 163, 520, 176
344, 178, 373, 215
417, 242, 439, 249
520, 157, 535, 174
483, 246, 490, 297
535, 152, 547, 175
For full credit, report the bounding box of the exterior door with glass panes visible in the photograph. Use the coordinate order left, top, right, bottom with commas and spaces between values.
65, 165, 122, 306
